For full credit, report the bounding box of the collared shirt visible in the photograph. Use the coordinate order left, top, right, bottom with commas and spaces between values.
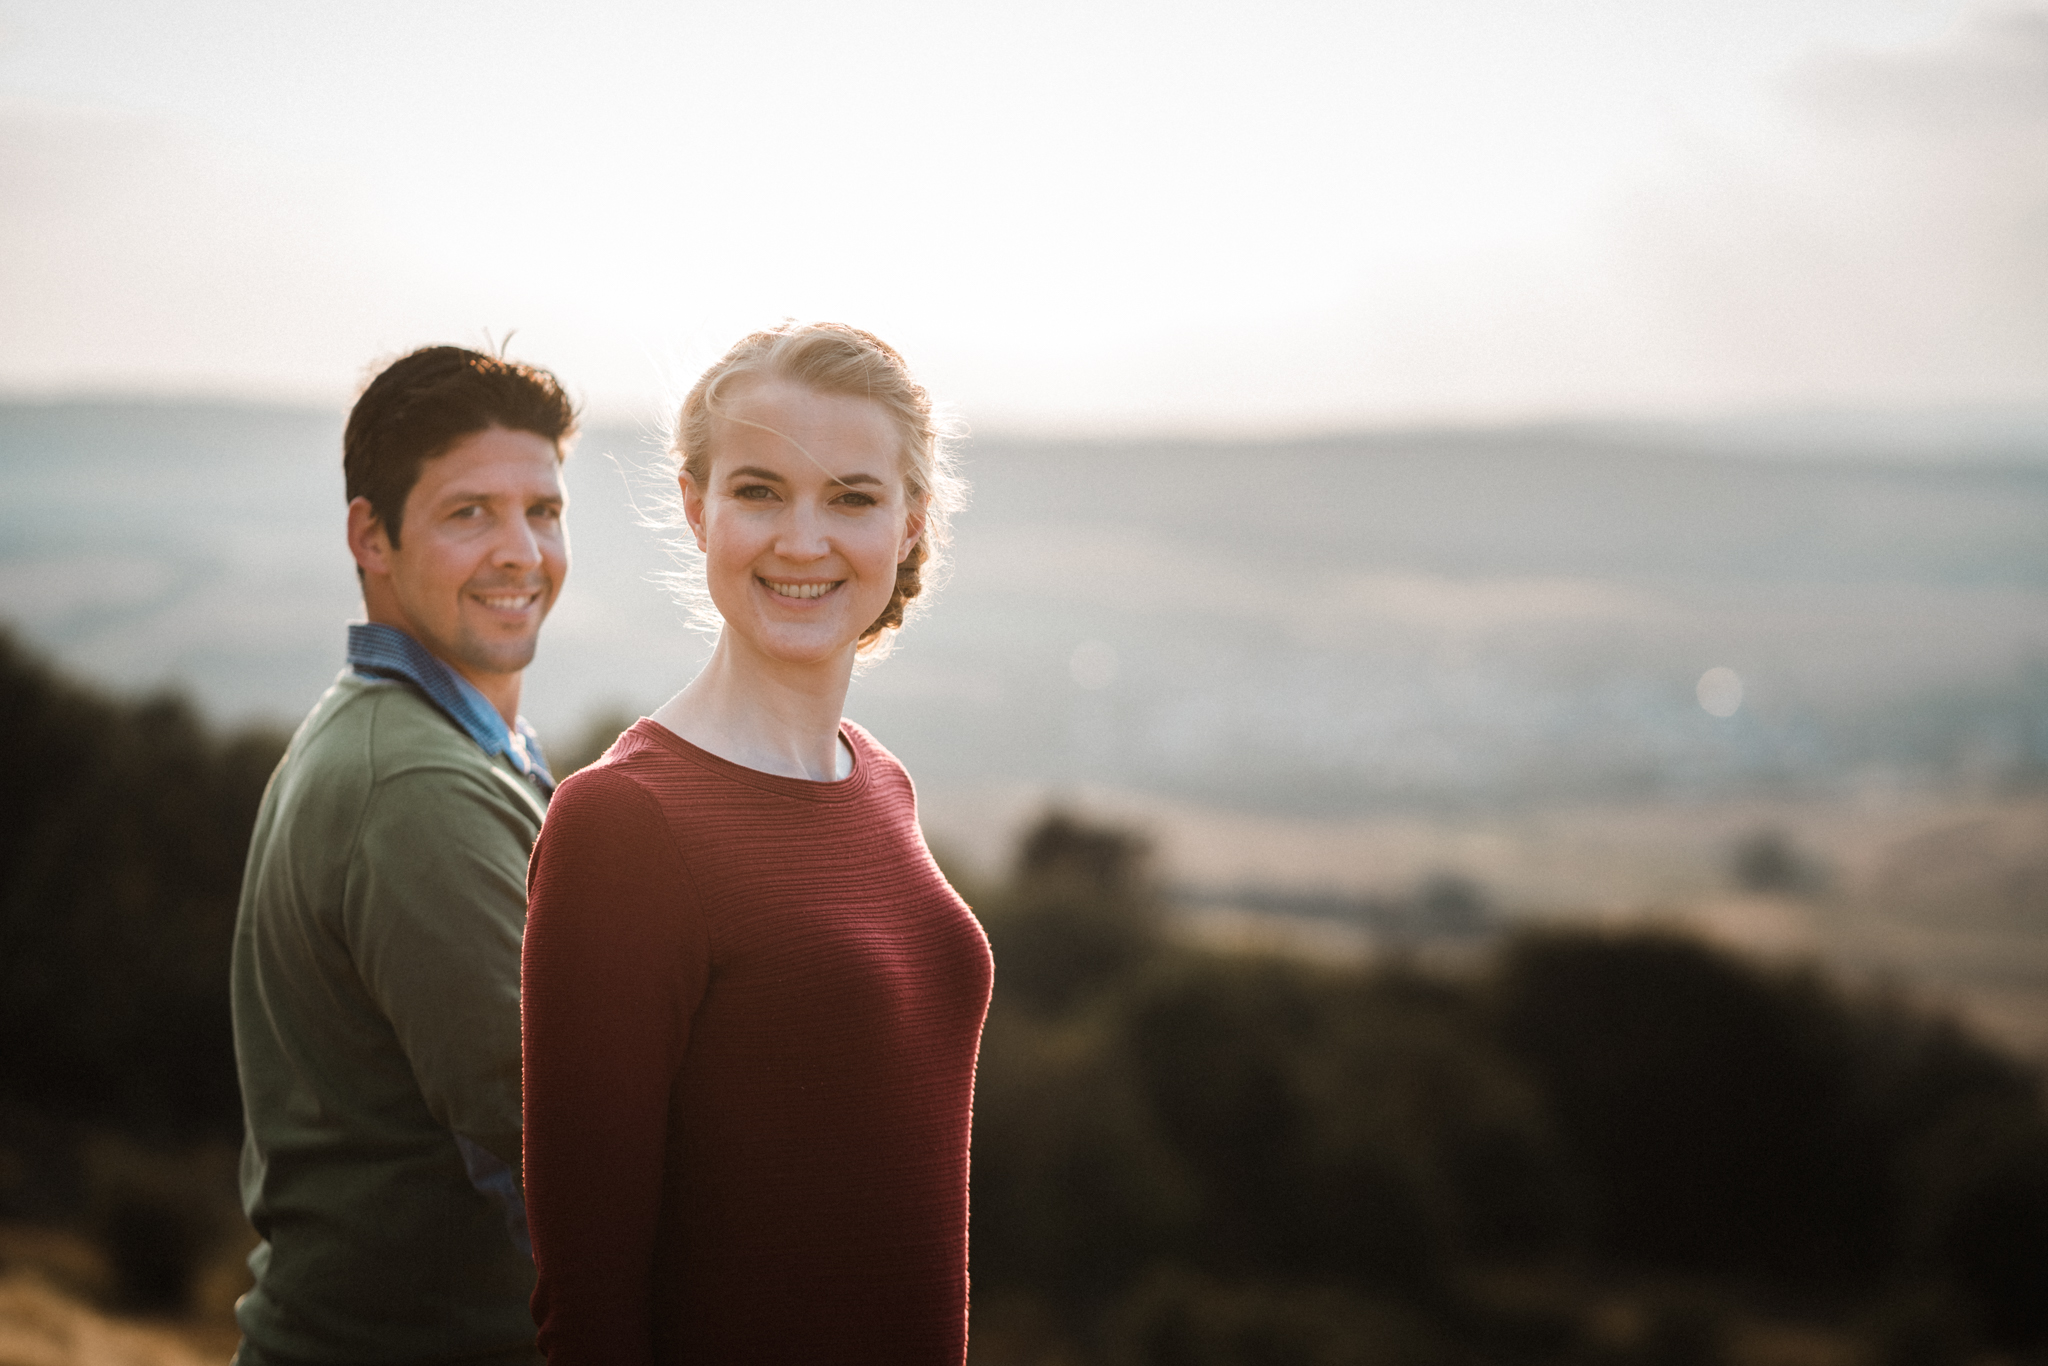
347, 622, 554, 794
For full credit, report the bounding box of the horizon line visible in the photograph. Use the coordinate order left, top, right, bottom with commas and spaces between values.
5, 386, 2048, 456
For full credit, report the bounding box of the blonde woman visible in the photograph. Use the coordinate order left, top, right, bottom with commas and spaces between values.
520, 323, 991, 1365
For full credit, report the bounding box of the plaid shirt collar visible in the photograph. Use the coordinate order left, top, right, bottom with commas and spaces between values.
346, 622, 554, 794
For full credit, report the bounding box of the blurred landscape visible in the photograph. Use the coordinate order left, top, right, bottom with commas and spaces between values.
2, 399, 2047, 1363
8, 399, 2047, 809
5, 398, 2047, 1047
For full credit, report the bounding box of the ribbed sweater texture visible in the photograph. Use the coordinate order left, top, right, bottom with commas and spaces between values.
522, 719, 993, 1365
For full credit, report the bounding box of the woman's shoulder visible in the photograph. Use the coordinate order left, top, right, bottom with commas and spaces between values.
544, 746, 666, 832
841, 719, 906, 775
840, 720, 919, 810
547, 723, 702, 815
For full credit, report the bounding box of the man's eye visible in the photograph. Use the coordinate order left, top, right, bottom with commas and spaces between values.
453, 505, 483, 519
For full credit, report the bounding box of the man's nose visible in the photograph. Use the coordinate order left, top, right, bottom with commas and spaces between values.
494, 515, 545, 569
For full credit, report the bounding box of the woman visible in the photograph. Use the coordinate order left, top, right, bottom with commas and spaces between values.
520, 323, 992, 1365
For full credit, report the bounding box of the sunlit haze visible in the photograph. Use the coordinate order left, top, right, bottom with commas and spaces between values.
5, 0, 2044, 429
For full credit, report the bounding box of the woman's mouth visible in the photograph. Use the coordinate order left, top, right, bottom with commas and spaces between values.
762, 579, 841, 600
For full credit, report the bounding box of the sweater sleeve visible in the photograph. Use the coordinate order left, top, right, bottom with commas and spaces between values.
522, 765, 709, 1366
345, 764, 532, 1167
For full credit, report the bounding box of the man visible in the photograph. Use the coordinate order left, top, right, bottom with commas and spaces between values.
231, 345, 575, 1366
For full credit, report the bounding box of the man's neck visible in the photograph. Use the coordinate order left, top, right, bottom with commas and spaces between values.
359, 608, 524, 728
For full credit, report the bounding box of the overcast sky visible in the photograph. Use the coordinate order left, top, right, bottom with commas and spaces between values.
2, 0, 2044, 430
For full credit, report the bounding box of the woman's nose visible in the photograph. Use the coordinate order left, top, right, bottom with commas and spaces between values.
774, 503, 830, 559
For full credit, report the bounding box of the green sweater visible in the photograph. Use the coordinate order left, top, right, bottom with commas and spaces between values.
232, 672, 547, 1366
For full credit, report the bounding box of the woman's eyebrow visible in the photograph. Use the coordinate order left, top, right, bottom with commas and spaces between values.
727, 465, 885, 489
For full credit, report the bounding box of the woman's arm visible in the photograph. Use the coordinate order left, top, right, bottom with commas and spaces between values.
522, 765, 708, 1365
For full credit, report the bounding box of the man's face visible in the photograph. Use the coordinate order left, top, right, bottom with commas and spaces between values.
358, 426, 568, 686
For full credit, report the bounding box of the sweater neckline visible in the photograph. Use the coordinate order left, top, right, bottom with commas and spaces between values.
627, 717, 876, 803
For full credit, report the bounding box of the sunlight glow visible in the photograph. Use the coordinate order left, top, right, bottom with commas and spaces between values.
1, 0, 2035, 427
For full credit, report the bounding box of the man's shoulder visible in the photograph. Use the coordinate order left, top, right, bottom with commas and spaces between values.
296, 673, 487, 778
284, 674, 540, 823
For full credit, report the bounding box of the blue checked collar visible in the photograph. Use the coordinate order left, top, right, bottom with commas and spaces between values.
346, 622, 554, 794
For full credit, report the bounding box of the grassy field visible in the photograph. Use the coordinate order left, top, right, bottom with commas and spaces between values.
0, 1230, 242, 1366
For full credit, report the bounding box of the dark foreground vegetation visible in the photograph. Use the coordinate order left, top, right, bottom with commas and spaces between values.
968, 817, 2048, 1365
0, 629, 284, 1315
1, 629, 2044, 1362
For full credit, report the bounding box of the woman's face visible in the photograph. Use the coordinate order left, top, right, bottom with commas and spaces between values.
684, 379, 924, 672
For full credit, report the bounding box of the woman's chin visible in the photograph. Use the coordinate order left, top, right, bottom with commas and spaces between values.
727, 621, 861, 671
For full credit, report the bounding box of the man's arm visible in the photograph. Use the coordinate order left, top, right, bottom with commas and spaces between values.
344, 764, 535, 1241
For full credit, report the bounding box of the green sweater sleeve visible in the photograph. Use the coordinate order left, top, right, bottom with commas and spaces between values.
343, 762, 533, 1167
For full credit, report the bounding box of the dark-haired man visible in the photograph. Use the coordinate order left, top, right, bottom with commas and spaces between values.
231, 346, 575, 1366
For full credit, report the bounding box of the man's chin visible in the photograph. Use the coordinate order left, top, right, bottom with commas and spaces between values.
453, 635, 540, 679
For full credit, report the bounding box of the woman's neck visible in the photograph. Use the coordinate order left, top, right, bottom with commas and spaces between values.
649, 638, 855, 782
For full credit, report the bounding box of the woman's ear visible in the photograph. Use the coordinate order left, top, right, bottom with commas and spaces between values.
899, 501, 928, 565
681, 473, 710, 554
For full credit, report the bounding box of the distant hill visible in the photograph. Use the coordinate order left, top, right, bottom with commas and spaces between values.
3, 399, 2045, 812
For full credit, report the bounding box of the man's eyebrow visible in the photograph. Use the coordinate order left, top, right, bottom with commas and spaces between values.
436, 489, 564, 506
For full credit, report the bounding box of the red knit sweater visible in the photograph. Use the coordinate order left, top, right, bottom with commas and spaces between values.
521, 719, 993, 1365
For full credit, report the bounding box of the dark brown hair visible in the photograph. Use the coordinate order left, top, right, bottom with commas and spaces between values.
344, 345, 578, 545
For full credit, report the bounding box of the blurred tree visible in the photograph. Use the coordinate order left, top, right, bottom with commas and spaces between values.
550, 704, 640, 777
1907, 1103, 2048, 1353
976, 811, 1163, 1012
969, 1005, 1194, 1309
969, 811, 1187, 1317
1490, 925, 2048, 1318
0, 629, 285, 1142
82, 1135, 242, 1313
1730, 828, 1825, 895
1120, 958, 1571, 1289
1410, 873, 1494, 939
1493, 929, 1882, 1282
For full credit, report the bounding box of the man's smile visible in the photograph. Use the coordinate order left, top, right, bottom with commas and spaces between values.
473, 589, 546, 612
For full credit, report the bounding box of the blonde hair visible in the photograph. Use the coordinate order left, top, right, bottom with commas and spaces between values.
666, 321, 963, 656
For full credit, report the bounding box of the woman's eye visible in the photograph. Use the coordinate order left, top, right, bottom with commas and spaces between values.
734, 484, 775, 501
833, 492, 877, 508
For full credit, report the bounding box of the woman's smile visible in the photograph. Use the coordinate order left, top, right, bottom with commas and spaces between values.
761, 578, 843, 601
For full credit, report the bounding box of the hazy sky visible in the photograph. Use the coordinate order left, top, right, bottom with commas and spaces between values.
3, 0, 2044, 429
